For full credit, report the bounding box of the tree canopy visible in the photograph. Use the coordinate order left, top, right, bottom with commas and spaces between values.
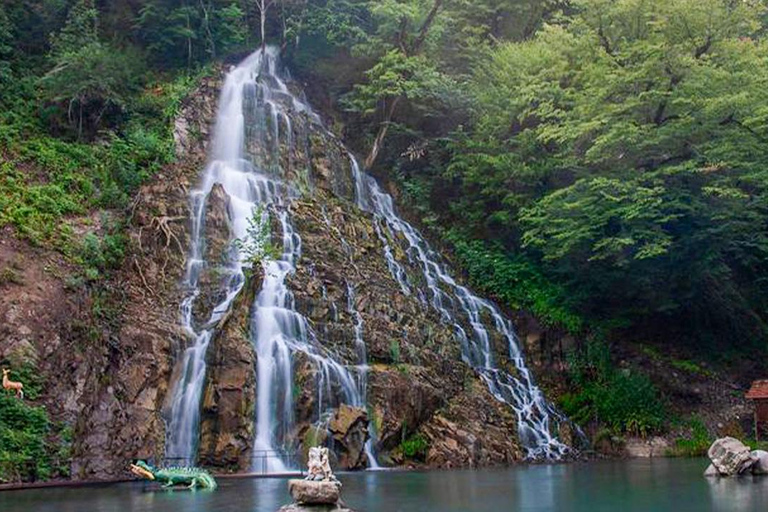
2, 0, 767, 352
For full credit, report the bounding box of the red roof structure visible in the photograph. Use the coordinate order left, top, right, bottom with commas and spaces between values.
746, 380, 768, 400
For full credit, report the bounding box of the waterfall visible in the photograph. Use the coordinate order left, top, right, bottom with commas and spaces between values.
164, 47, 380, 470
351, 158, 571, 460
165, 45, 568, 469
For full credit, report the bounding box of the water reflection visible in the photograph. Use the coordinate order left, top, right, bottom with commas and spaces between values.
707, 473, 768, 511
3, 460, 768, 511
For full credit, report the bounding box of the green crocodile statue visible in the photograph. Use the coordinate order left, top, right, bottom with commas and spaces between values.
130, 460, 218, 490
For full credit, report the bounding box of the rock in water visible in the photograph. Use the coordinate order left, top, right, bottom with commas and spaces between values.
289, 480, 341, 505
278, 505, 353, 512
751, 450, 768, 475
707, 437, 756, 476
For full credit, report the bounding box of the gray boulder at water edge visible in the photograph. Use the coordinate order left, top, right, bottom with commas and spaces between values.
706, 437, 757, 476
750, 450, 768, 475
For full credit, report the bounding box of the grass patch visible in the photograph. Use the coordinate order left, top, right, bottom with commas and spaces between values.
667, 418, 712, 457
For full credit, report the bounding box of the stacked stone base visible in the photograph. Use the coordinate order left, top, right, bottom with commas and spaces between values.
277, 480, 355, 512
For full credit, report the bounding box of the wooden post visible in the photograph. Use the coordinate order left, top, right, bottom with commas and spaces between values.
756, 407, 759, 442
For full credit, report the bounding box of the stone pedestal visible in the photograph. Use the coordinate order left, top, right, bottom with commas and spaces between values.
277, 479, 356, 512
289, 480, 341, 505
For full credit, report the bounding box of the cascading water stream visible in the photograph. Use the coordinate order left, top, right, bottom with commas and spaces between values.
165, 47, 381, 470
351, 158, 572, 460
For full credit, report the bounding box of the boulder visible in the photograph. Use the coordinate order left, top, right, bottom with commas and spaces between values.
704, 464, 720, 477
751, 450, 768, 475
707, 437, 756, 476
289, 480, 341, 505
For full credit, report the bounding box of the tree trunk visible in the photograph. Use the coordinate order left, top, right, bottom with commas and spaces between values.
410, 0, 443, 54
260, 0, 267, 52
365, 97, 401, 169
365, 0, 443, 169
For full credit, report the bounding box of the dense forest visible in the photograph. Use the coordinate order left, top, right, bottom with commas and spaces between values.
2, 0, 768, 480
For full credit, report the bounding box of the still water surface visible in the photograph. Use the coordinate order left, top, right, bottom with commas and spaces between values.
2, 458, 767, 511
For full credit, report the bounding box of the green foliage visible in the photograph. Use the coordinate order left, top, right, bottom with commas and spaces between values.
39, 0, 145, 138
39, 42, 144, 138
135, 0, 249, 68
388, 340, 401, 363
233, 205, 278, 267
399, 433, 429, 460
0, 364, 71, 483
560, 340, 666, 436
49, 0, 98, 54
668, 417, 712, 457
448, 233, 583, 332
79, 231, 127, 281
1, 68, 204, 251
440, 0, 768, 345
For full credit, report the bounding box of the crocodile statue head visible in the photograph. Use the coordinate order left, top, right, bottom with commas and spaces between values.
129, 460, 217, 490
129, 461, 156, 481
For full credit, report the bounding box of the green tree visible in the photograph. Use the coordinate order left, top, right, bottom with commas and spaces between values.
449, 0, 768, 342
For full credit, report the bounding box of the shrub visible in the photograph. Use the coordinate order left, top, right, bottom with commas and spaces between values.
389, 340, 401, 363
668, 418, 712, 457
561, 340, 666, 436
446, 233, 584, 333
0, 370, 70, 484
400, 434, 429, 460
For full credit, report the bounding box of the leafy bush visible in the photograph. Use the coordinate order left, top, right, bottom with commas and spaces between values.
399, 434, 429, 460
668, 418, 712, 457
0, 367, 71, 483
388, 340, 401, 363
560, 340, 666, 436
447, 233, 584, 333
79, 231, 127, 281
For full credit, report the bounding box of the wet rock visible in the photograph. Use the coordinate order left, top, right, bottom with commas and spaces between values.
198, 270, 262, 470
704, 464, 719, 477
192, 183, 235, 327
328, 405, 369, 470
419, 380, 523, 468
707, 437, 755, 476
289, 480, 341, 505
751, 450, 768, 475
367, 366, 446, 451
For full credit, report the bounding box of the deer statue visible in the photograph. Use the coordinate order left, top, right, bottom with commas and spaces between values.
2, 368, 24, 399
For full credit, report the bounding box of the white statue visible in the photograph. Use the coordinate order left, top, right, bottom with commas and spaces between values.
305, 447, 338, 483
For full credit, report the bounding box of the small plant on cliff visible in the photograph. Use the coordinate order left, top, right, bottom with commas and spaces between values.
399, 434, 429, 461
388, 340, 401, 364
233, 205, 279, 268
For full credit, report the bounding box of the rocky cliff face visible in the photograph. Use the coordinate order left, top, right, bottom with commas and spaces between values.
69, 75, 223, 478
